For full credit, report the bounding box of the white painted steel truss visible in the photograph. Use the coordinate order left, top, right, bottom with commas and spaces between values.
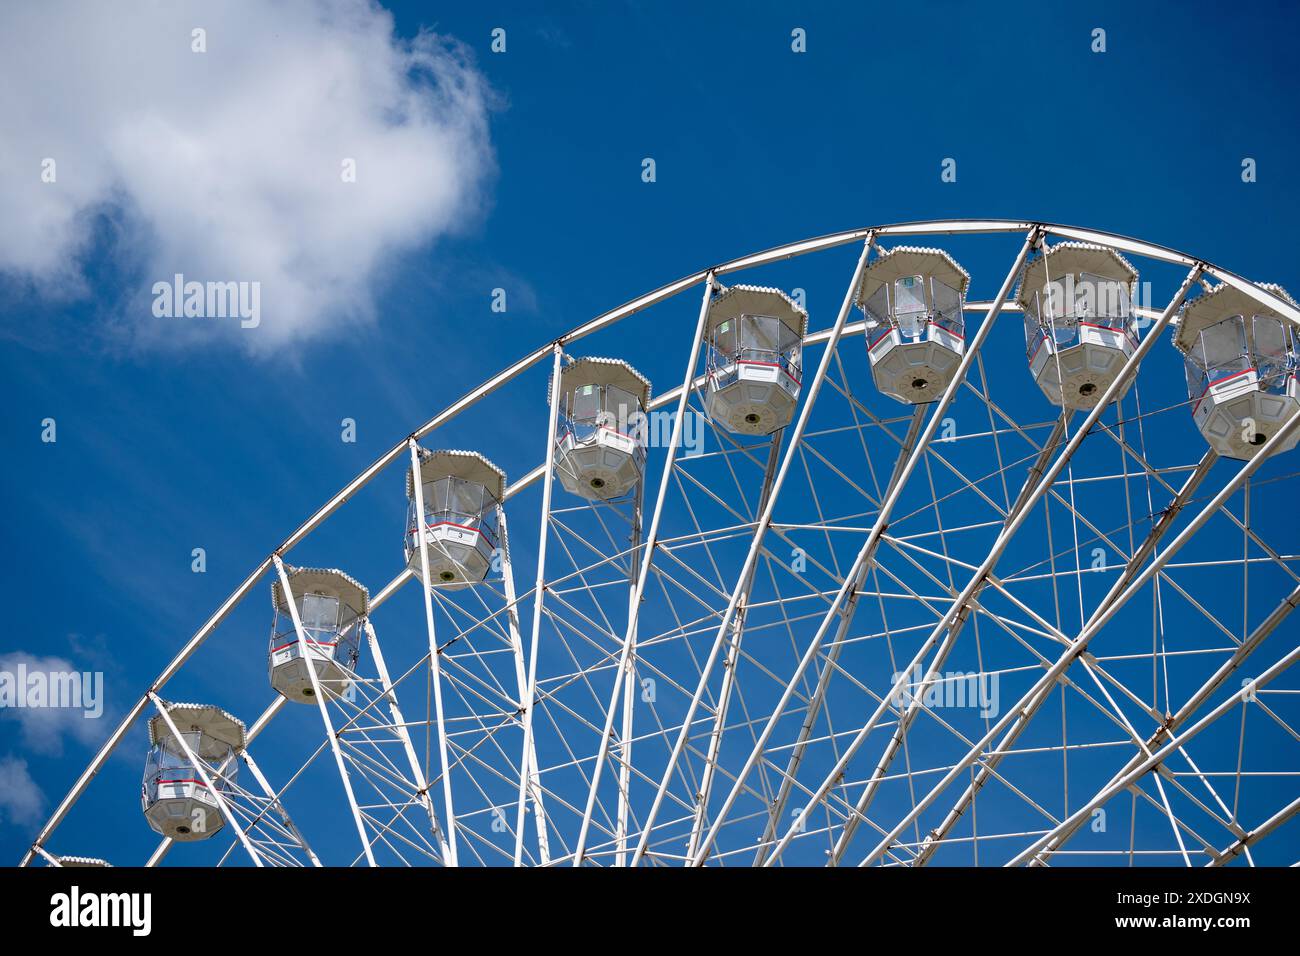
21, 221, 1300, 867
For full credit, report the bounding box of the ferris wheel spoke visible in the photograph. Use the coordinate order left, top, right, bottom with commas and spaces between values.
819, 267, 1202, 866
926, 464, 1292, 865
571, 275, 719, 865
615, 469, 644, 870
405, 442, 463, 865
1130, 776, 1206, 863
797, 434, 886, 508
993, 449, 1227, 652
515, 346, 572, 866
632, 241, 878, 866
1020, 579, 1300, 865
1069, 656, 1197, 866
873, 546, 1163, 751
348, 800, 437, 866
168, 739, 319, 868
544, 522, 632, 628
825, 370, 1023, 525
861, 400, 1300, 868
913, 469, 1209, 862
668, 469, 742, 595
670, 466, 850, 597
795, 447, 848, 581
410, 498, 557, 865
1017, 636, 1300, 867
832, 321, 1157, 862
830, 353, 887, 502
356, 624, 452, 858
736, 234, 1039, 868
685, 437, 785, 857
696, 404, 777, 517
1209, 791, 1300, 866
1090, 419, 1300, 591
1157, 749, 1251, 845
753, 407, 928, 863
743, 548, 843, 836
295, 638, 467, 869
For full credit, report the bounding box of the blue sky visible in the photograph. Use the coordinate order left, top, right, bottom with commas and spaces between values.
1, 0, 1298, 866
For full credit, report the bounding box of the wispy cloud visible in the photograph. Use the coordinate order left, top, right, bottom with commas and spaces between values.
0, 756, 45, 827
0, 0, 497, 355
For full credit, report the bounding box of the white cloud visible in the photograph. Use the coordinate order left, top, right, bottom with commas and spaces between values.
0, 0, 496, 354
0, 756, 45, 827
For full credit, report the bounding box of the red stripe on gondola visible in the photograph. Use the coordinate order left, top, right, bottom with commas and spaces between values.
737, 360, 802, 386
1078, 321, 1138, 349
270, 639, 338, 653
406, 521, 484, 536
1192, 367, 1256, 416
1028, 333, 1048, 365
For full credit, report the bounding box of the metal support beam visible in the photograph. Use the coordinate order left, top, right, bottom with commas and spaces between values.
1019, 581, 1300, 866
512, 345, 565, 865
366, 620, 453, 862
573, 273, 717, 865
697, 230, 1038, 866
1208, 792, 1300, 866
687, 433, 785, 859
825, 413, 1071, 864
1012, 631, 1300, 868
753, 405, 927, 865
274, 556, 376, 866
616, 467, 648, 865
498, 504, 552, 865
805, 267, 1200, 866
859, 391, 1300, 868
237, 748, 321, 866
636, 240, 875, 866
407, 442, 460, 866
916, 448, 1218, 865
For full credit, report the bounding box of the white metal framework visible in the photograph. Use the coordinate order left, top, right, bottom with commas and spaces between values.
21, 220, 1300, 868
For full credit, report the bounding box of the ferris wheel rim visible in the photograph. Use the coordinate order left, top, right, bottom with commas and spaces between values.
20, 216, 1300, 868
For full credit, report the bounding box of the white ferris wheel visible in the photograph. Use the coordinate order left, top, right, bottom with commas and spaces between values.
20, 219, 1300, 868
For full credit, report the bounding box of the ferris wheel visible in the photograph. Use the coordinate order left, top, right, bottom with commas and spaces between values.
20, 219, 1300, 868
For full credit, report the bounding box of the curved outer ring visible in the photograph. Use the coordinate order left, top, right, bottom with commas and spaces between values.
20, 218, 1300, 865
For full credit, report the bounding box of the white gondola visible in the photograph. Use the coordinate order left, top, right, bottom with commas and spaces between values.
142, 702, 245, 842
269, 567, 368, 703
1017, 242, 1140, 409
1175, 283, 1300, 460
405, 448, 505, 588
704, 284, 808, 435
553, 357, 651, 500
857, 246, 970, 404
